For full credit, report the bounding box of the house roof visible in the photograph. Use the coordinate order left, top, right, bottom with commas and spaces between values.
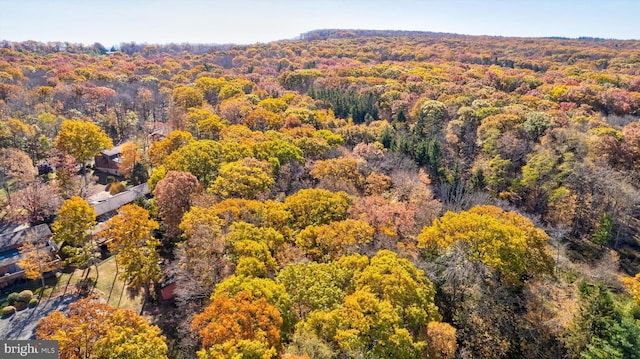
100, 145, 123, 157
150, 122, 171, 136
0, 224, 53, 250
0, 239, 57, 270
93, 183, 149, 216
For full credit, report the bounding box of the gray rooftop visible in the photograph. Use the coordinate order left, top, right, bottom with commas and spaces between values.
0, 239, 57, 269
0, 224, 52, 250
93, 183, 149, 216
100, 145, 123, 157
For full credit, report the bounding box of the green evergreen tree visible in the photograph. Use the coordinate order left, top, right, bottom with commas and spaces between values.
470, 169, 487, 191
427, 138, 446, 183
395, 109, 407, 123
413, 140, 430, 167
567, 282, 640, 359
378, 125, 395, 149
592, 214, 614, 248
131, 162, 150, 186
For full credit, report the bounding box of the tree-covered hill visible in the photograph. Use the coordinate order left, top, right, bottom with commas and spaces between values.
2, 31, 640, 358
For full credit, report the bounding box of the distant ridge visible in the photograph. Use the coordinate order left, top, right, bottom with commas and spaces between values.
4, 29, 636, 57
299, 29, 625, 42
299, 29, 466, 41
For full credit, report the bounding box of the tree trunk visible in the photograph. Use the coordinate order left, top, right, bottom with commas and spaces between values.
107, 254, 118, 302
38, 246, 45, 299
81, 162, 88, 199
92, 239, 99, 287
117, 278, 128, 308
40, 275, 45, 298
140, 282, 150, 315
92, 262, 99, 295
82, 243, 92, 280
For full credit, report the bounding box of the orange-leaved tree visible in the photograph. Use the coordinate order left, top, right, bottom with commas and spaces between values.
191, 291, 283, 358
36, 298, 167, 359
18, 236, 60, 292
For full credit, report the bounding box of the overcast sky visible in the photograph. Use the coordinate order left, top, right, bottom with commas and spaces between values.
1, 0, 639, 46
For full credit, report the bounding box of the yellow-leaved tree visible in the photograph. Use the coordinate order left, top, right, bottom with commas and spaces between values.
54, 119, 113, 193
425, 321, 458, 359
98, 204, 160, 313
284, 189, 352, 230
310, 156, 364, 193
148, 130, 194, 167
417, 205, 554, 285
297, 290, 425, 358
118, 141, 141, 179
291, 250, 447, 359
209, 158, 274, 200
295, 219, 374, 262
52, 196, 96, 273
622, 273, 640, 306
353, 250, 441, 334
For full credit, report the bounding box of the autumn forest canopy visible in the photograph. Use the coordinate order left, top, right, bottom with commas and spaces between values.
2, 29, 640, 358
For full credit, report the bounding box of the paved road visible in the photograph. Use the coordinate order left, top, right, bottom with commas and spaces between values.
0, 294, 79, 339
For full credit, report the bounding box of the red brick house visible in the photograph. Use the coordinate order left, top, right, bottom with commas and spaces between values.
94, 145, 122, 176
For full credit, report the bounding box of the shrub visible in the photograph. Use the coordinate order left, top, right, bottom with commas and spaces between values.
109, 181, 126, 195
28, 298, 39, 307
2, 306, 16, 317
18, 290, 33, 303
7, 292, 19, 305
106, 175, 115, 183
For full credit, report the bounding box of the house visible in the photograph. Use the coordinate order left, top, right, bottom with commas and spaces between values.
149, 122, 170, 142
93, 182, 150, 220
94, 145, 123, 176
0, 224, 59, 288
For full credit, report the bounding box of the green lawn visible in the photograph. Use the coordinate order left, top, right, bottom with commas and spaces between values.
48, 257, 142, 311
93, 256, 144, 311
7, 257, 145, 312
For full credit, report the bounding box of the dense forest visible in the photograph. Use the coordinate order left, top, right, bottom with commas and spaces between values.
1, 30, 640, 358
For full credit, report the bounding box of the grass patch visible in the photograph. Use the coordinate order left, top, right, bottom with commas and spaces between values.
36, 257, 143, 312
1, 257, 143, 312
93, 256, 144, 311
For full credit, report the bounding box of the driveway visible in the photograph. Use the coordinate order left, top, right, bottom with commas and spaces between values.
0, 294, 79, 339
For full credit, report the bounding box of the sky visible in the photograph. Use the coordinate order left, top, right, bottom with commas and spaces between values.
1, 0, 639, 46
